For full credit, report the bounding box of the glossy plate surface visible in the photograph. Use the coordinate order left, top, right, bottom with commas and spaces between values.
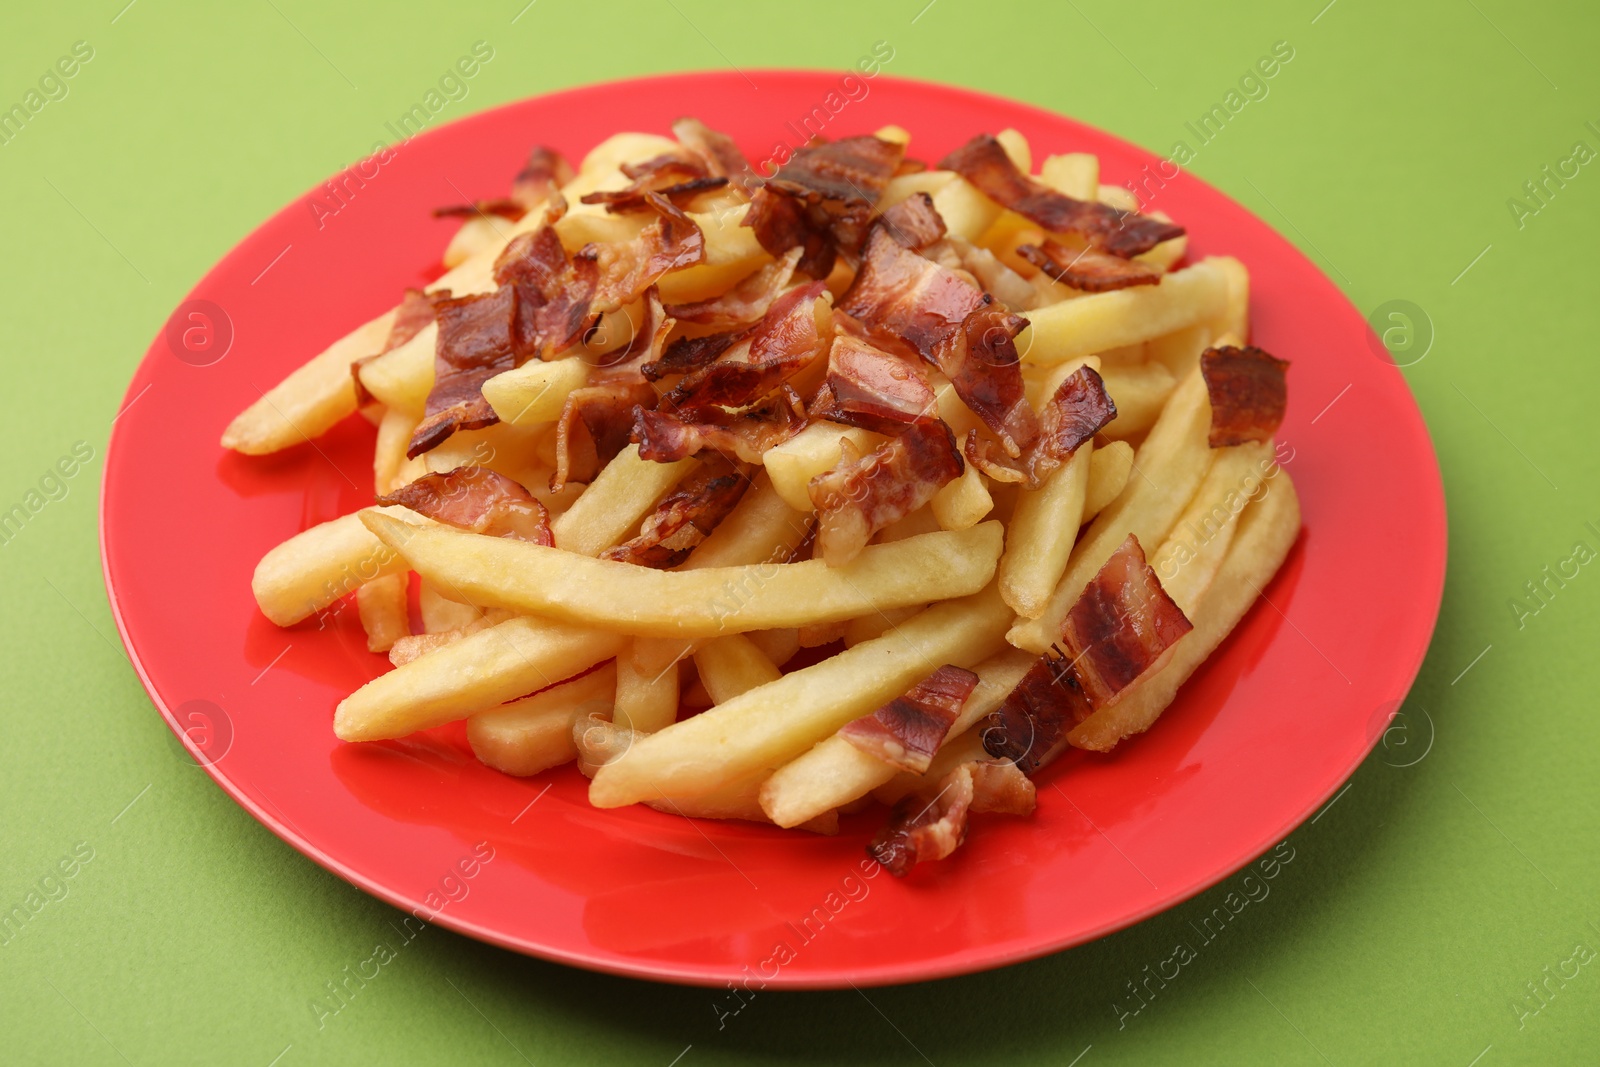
101, 71, 1446, 988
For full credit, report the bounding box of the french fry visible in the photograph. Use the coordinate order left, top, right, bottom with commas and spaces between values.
356, 573, 409, 653
588, 583, 1013, 807
1084, 439, 1134, 520
550, 445, 698, 556
1000, 441, 1092, 618
659, 204, 771, 304
1009, 366, 1216, 653
759, 645, 1034, 827
1040, 152, 1098, 200
251, 505, 420, 626
1068, 472, 1300, 751
613, 645, 679, 733
872, 724, 990, 805
482, 358, 589, 427
995, 128, 1032, 172
842, 604, 922, 648
931, 463, 994, 530
335, 617, 625, 741
220, 308, 395, 455
1203, 255, 1250, 343
467, 664, 618, 776
1019, 258, 1229, 365
1098, 183, 1141, 212
879, 169, 954, 211
1146, 322, 1214, 378
442, 214, 515, 270
1150, 441, 1274, 615
419, 580, 487, 632
373, 406, 417, 495
745, 628, 802, 667
694, 634, 783, 704
1135, 211, 1187, 272
763, 421, 883, 512
361, 510, 1004, 639
1101, 361, 1178, 440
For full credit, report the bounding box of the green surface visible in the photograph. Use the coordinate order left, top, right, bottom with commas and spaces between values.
2, 0, 1596, 1062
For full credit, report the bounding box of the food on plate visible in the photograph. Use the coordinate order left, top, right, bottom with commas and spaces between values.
228, 118, 1298, 875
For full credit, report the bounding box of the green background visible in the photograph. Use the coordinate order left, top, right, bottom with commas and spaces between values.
3, 0, 1596, 1062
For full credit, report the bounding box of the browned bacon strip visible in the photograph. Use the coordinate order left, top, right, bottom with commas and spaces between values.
494, 222, 599, 361
643, 330, 741, 382
808, 418, 963, 566
981, 534, 1192, 773
964, 364, 1118, 489
664, 247, 802, 328
599, 456, 752, 568
407, 287, 517, 457
1017, 239, 1164, 292
868, 760, 1035, 876
585, 192, 706, 314
808, 334, 937, 434
746, 135, 905, 278
1201, 345, 1289, 448
632, 391, 807, 465
581, 152, 729, 213
661, 281, 830, 416
839, 665, 979, 773
939, 134, 1183, 258
551, 377, 659, 491
352, 287, 442, 406
877, 192, 947, 251
433, 146, 573, 220
377, 466, 552, 545
673, 117, 759, 197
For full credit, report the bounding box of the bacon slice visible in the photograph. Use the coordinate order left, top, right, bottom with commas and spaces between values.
661, 281, 830, 417
964, 365, 1118, 489
940, 134, 1183, 258
664, 247, 802, 328
352, 287, 441, 406
839, 227, 1038, 455
746, 136, 905, 278
376, 466, 552, 545
632, 391, 807, 465
494, 221, 599, 361
407, 287, 517, 457
585, 192, 706, 314
1201, 345, 1289, 447
643, 330, 741, 382
433, 145, 572, 220
981, 534, 1192, 773
673, 117, 759, 197
1016, 239, 1164, 292
877, 192, 947, 251
868, 760, 1035, 876
551, 377, 659, 491
599, 456, 752, 568
839, 665, 979, 773
808, 418, 963, 566
581, 152, 728, 213
807, 334, 936, 434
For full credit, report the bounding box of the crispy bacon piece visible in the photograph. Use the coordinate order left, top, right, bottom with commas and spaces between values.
494, 222, 599, 361
661, 282, 830, 417
964, 365, 1118, 488
352, 287, 442, 406
600, 456, 752, 568
1201, 345, 1289, 447
839, 665, 979, 773
550, 377, 659, 491
376, 466, 553, 545
981, 534, 1193, 773
581, 152, 729, 213
585, 192, 706, 314
664, 247, 803, 328
746, 135, 905, 277
433, 146, 572, 220
868, 760, 1035, 876
808, 334, 936, 434
808, 418, 963, 566
939, 135, 1183, 258
1017, 239, 1164, 292
839, 227, 1039, 455
407, 287, 517, 457
894, 156, 928, 177
644, 330, 741, 382
673, 117, 759, 197
877, 192, 947, 251
632, 390, 807, 464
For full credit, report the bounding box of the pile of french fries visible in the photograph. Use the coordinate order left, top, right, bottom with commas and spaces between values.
229, 121, 1299, 869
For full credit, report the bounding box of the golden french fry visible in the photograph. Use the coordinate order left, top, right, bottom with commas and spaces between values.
1040, 152, 1098, 200
1146, 322, 1214, 377
356, 573, 409, 653
763, 421, 884, 512
1009, 366, 1216, 652
335, 616, 625, 741
418, 580, 487, 631
1151, 441, 1275, 615
1203, 255, 1250, 343
551, 445, 699, 556
694, 634, 783, 704
996, 128, 1032, 172
1098, 183, 1141, 212
759, 645, 1034, 827
251, 506, 421, 626
589, 584, 1013, 807
614, 643, 679, 733
221, 309, 395, 456
880, 169, 955, 211
842, 604, 922, 648
373, 407, 417, 495
1101, 361, 1178, 440
745, 628, 802, 667
872, 724, 990, 806
1135, 211, 1187, 272
1019, 259, 1229, 365
1083, 439, 1134, 520
442, 214, 515, 270
467, 664, 618, 776
1000, 441, 1092, 618
931, 463, 994, 530
1069, 472, 1300, 751
481, 358, 589, 427
362, 510, 1004, 639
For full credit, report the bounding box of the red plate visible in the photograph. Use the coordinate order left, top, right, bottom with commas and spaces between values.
101, 71, 1445, 988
